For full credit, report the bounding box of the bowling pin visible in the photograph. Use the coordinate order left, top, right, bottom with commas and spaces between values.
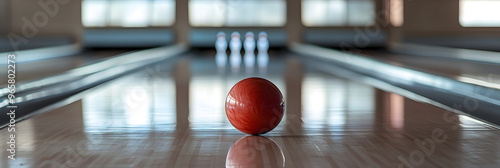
257, 32, 269, 72
215, 32, 228, 70
243, 32, 256, 73
229, 32, 242, 72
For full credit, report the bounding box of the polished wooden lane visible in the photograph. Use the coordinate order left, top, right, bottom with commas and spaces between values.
1, 52, 499, 167
0, 49, 132, 86
360, 50, 500, 90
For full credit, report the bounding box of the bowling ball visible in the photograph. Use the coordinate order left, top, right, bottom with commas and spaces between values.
226, 136, 284, 168
225, 77, 284, 134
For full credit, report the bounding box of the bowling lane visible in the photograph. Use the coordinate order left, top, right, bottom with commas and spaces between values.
360, 49, 500, 90
1, 50, 499, 167
0, 49, 133, 86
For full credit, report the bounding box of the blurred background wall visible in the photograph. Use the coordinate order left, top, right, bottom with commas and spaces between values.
9, 0, 83, 45
2, 0, 499, 50
0, 0, 11, 35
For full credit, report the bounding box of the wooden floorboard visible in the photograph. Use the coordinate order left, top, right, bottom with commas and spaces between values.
1, 54, 499, 167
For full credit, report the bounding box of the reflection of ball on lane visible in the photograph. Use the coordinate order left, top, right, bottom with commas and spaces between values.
226, 136, 284, 168
225, 77, 284, 134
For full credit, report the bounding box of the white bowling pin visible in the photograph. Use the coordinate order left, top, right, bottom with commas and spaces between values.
229, 32, 242, 72
243, 32, 256, 72
215, 32, 227, 69
216, 32, 227, 53
257, 32, 269, 70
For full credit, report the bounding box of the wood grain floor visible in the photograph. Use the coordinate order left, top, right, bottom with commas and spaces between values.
1, 55, 499, 168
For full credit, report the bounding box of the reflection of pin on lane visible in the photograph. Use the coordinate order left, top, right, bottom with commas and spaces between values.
215, 32, 228, 70
257, 32, 269, 72
244, 32, 256, 72
226, 136, 285, 168
230, 32, 242, 72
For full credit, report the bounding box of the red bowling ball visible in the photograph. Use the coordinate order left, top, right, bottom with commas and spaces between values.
225, 77, 284, 134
